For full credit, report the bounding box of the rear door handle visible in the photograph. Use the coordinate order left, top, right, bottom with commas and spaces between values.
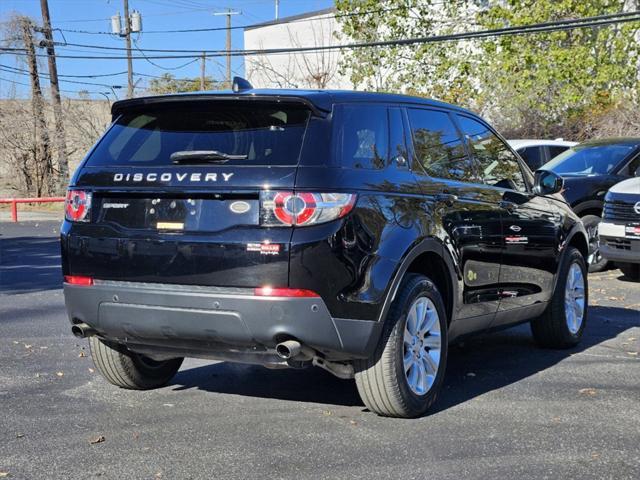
499, 200, 518, 212
436, 193, 458, 206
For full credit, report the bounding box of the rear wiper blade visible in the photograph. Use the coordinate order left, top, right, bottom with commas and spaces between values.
170, 150, 248, 163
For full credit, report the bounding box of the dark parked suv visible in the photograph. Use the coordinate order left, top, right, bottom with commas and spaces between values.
62, 82, 589, 417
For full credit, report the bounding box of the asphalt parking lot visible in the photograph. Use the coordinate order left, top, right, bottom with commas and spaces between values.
1, 221, 638, 480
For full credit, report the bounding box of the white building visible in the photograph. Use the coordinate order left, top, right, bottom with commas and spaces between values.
243, 8, 352, 90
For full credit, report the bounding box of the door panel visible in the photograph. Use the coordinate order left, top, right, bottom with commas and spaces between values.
405, 108, 503, 327
454, 114, 560, 324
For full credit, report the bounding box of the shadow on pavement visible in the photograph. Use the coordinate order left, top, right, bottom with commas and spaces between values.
0, 236, 62, 294
170, 306, 636, 413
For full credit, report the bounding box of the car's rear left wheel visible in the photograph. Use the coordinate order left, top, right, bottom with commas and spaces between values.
354, 274, 448, 418
89, 336, 183, 390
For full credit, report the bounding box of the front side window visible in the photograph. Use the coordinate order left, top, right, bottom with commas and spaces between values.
407, 108, 476, 182
332, 104, 389, 169
457, 115, 527, 192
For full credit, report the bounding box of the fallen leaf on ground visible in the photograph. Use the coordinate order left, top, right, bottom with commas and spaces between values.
608, 296, 621, 301
323, 410, 333, 416
89, 435, 105, 445
56, 371, 64, 377
579, 388, 597, 396
88, 368, 95, 373
0, 472, 9, 477
349, 420, 357, 426
12, 341, 19, 344
24, 344, 32, 349
626, 352, 638, 356
78, 351, 86, 358
591, 452, 601, 460
16, 433, 24, 438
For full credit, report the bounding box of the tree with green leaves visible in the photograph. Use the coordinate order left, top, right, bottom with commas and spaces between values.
335, 0, 640, 138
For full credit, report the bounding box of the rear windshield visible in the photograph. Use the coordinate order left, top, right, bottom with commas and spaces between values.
86, 102, 311, 166
545, 143, 636, 175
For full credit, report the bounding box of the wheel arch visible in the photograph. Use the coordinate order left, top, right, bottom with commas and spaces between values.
573, 200, 603, 218
377, 238, 458, 326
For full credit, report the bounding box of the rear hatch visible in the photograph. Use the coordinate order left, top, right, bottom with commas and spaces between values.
66, 98, 313, 287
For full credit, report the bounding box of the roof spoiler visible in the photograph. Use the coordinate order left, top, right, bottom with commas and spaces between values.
111, 93, 329, 119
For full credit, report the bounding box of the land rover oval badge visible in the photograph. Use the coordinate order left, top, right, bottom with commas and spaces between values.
230, 201, 251, 214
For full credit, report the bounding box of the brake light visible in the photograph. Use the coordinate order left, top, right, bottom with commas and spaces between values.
64, 275, 94, 286
260, 191, 356, 227
254, 287, 319, 297
65, 190, 92, 222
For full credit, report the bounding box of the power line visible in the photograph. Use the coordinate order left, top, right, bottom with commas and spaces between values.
0, 64, 124, 88
2, 11, 639, 61
0, 75, 109, 96
52, 4, 422, 35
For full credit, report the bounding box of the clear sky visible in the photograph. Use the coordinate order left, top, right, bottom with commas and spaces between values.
0, 0, 334, 99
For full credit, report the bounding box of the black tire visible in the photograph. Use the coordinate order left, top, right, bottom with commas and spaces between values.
531, 246, 588, 348
354, 274, 448, 418
619, 263, 640, 281
89, 337, 183, 390
582, 214, 608, 273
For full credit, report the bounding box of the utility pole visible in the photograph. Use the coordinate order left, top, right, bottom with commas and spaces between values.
20, 17, 54, 196
123, 0, 134, 98
39, 0, 68, 194
200, 52, 206, 90
213, 9, 240, 89
275, 0, 280, 20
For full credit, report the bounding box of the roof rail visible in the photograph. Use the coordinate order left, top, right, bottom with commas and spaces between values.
232, 76, 253, 93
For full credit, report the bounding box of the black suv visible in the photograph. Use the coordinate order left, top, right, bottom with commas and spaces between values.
542, 138, 640, 271
62, 83, 589, 418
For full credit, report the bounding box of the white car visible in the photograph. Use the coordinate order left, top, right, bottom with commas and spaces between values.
508, 139, 577, 171
599, 177, 640, 280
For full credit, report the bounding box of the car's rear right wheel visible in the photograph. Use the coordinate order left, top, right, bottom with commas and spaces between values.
89, 336, 183, 390
354, 273, 448, 418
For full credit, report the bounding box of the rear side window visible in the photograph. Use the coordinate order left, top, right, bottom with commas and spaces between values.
457, 115, 528, 192
86, 102, 311, 166
407, 108, 476, 182
548, 145, 569, 160
332, 104, 389, 169
518, 146, 544, 170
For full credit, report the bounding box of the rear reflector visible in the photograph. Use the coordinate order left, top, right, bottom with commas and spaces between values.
254, 287, 319, 297
64, 275, 94, 286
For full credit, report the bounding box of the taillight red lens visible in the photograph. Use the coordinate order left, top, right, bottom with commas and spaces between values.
64, 275, 94, 286
261, 191, 356, 227
254, 287, 319, 297
65, 190, 91, 222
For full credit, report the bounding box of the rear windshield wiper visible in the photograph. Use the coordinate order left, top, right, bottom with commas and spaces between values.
170, 150, 248, 163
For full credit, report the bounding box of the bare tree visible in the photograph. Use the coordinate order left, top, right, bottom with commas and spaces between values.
246, 19, 340, 89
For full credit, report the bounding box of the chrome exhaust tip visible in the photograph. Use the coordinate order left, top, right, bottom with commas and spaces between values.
71, 323, 97, 339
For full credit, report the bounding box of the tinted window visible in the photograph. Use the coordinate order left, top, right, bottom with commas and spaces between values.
518, 146, 544, 170
87, 102, 310, 166
548, 145, 570, 160
546, 143, 636, 175
407, 108, 476, 181
457, 116, 527, 192
333, 104, 388, 169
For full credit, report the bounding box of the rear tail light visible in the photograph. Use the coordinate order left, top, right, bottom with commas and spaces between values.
64, 275, 94, 286
260, 191, 356, 227
254, 287, 319, 297
65, 190, 92, 222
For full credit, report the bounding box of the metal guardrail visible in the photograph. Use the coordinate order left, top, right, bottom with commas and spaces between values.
0, 197, 65, 222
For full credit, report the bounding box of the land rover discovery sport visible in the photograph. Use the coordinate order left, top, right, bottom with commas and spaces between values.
62, 81, 590, 418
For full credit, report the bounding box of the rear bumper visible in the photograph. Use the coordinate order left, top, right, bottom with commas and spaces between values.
64, 280, 381, 362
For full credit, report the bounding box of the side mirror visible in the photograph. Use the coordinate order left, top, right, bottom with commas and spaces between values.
534, 170, 564, 195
